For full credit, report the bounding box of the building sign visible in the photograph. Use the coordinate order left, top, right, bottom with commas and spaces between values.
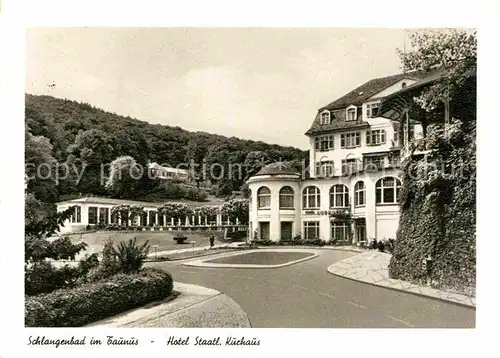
304, 209, 349, 217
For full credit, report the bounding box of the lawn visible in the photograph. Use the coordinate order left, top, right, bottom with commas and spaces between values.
65, 231, 219, 260
204, 251, 315, 265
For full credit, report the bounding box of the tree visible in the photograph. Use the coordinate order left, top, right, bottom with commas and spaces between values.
25, 130, 59, 202
400, 29, 476, 124
221, 198, 249, 224
105, 156, 143, 198
389, 29, 476, 294
110, 205, 142, 226
158, 203, 194, 222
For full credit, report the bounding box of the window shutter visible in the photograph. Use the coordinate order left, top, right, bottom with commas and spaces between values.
366, 131, 371, 145
315, 138, 320, 150
329, 135, 334, 149
356, 132, 361, 146
381, 130, 386, 144
340, 134, 345, 148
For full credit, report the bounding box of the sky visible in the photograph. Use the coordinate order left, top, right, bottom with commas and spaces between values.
26, 28, 409, 149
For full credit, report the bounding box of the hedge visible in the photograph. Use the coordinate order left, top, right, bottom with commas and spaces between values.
389, 120, 476, 296
25, 267, 173, 327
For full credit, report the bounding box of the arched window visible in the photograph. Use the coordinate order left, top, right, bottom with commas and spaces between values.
376, 177, 402, 204
320, 111, 331, 125
257, 186, 271, 209
303, 186, 320, 209
279, 186, 294, 209
354, 181, 365, 206
330, 184, 349, 208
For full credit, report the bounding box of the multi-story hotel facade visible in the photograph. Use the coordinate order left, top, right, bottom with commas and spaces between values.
247, 72, 430, 244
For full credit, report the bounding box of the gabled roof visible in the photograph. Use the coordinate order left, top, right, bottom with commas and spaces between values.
305, 69, 443, 136
319, 72, 424, 111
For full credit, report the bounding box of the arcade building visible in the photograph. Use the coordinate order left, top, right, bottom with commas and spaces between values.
246, 71, 436, 244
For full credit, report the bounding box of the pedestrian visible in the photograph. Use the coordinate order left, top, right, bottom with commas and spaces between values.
209, 235, 215, 248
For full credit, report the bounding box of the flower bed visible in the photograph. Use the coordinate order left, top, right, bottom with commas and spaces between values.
25, 267, 173, 327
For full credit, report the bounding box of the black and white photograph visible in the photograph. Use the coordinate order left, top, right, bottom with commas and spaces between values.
1, 1, 498, 356
22, 27, 476, 329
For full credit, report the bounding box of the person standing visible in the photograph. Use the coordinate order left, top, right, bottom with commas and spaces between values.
209, 235, 215, 248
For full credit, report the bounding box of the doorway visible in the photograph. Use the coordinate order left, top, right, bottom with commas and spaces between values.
259, 222, 270, 240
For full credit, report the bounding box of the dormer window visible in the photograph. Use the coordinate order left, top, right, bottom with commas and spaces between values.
366, 102, 380, 118
346, 106, 357, 121
320, 111, 331, 125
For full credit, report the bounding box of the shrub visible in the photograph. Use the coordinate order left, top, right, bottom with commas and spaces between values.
377, 240, 385, 252
115, 238, 150, 273
25, 261, 80, 296
226, 231, 247, 241
369, 238, 378, 250
25, 268, 173, 327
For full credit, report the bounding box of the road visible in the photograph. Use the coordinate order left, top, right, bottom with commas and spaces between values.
147, 250, 475, 328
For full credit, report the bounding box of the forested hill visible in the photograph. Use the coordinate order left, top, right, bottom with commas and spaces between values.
25, 94, 308, 202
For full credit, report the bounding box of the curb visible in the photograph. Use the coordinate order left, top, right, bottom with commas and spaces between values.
173, 282, 252, 328
254, 245, 364, 254
326, 265, 476, 309
182, 249, 319, 269
147, 248, 244, 262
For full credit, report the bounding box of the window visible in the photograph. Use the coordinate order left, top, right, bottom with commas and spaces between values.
88, 207, 98, 224
366, 129, 386, 146
389, 154, 401, 167
304, 221, 320, 240
279, 186, 294, 209
393, 124, 400, 144
331, 221, 350, 242
257, 186, 271, 209
303, 186, 321, 209
140, 212, 148, 226
364, 156, 385, 171
111, 211, 119, 224
98, 208, 109, 225
330, 184, 349, 208
315, 160, 334, 178
320, 111, 331, 125
354, 181, 365, 206
71, 206, 81, 223
366, 102, 380, 118
149, 211, 157, 226
341, 158, 358, 175
376, 177, 402, 204
314, 135, 334, 152
341, 132, 361, 148
346, 107, 357, 121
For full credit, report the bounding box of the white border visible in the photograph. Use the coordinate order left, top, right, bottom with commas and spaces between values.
1, 0, 498, 357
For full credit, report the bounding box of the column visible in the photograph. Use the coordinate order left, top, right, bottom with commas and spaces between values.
319, 183, 330, 242
81, 205, 89, 226
270, 184, 280, 242
97, 207, 101, 225
216, 213, 222, 226
171, 217, 175, 226
365, 177, 377, 241
198, 215, 201, 226
351, 220, 356, 245
204, 216, 208, 225
147, 210, 150, 226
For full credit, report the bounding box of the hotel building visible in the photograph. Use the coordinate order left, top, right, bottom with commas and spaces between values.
247, 72, 433, 244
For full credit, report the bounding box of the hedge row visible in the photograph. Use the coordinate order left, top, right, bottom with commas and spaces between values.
25, 268, 173, 327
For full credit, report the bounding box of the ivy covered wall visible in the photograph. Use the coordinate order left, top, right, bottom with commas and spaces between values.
389, 119, 476, 296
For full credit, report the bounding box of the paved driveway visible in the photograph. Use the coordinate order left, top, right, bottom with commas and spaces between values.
147, 249, 475, 328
